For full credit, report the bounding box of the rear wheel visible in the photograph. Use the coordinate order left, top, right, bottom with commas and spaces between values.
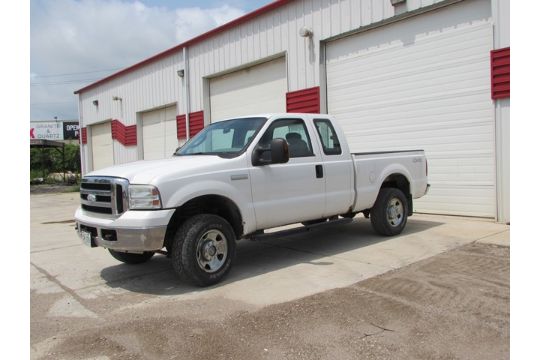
171, 214, 236, 287
370, 188, 408, 236
108, 249, 154, 264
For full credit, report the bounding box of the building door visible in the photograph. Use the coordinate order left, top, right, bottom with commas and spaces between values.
209, 57, 287, 122
142, 105, 178, 160
90, 121, 113, 170
326, 0, 495, 218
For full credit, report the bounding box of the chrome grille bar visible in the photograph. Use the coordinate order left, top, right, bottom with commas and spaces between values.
80, 177, 129, 216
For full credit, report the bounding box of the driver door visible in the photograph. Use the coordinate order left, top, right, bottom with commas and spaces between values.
249, 118, 325, 229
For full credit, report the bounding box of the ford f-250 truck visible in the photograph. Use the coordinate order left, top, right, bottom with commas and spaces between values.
75, 113, 429, 286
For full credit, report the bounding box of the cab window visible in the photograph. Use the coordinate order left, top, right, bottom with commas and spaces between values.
258, 119, 314, 158
314, 119, 342, 155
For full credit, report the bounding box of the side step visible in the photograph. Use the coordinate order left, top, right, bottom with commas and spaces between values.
246, 217, 353, 241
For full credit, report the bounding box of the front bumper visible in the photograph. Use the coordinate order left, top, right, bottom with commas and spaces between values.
75, 206, 175, 252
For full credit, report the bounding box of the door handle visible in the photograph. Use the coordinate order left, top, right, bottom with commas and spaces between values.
315, 165, 324, 179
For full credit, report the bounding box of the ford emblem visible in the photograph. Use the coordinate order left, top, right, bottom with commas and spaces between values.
87, 194, 97, 202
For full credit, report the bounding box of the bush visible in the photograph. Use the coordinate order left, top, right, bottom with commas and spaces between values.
30, 143, 81, 182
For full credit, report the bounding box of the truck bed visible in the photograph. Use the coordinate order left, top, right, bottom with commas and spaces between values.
351, 149, 428, 213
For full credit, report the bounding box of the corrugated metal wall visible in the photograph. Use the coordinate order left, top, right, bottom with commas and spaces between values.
79, 52, 184, 170
79, 0, 460, 169
187, 0, 449, 112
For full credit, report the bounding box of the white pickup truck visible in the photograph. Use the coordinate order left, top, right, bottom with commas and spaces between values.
75, 113, 429, 286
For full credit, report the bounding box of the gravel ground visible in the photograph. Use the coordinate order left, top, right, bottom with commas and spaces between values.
33, 242, 509, 360
30, 185, 78, 194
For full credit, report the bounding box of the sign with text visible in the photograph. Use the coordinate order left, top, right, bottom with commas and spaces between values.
63, 122, 80, 140
30, 121, 80, 140
30, 122, 63, 140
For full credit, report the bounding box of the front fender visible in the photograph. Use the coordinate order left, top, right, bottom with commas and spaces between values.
161, 179, 256, 234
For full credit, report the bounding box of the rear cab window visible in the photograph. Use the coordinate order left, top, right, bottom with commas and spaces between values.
314, 118, 342, 155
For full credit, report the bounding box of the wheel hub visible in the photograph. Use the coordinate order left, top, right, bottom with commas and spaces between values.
202, 241, 217, 259
387, 197, 404, 227
196, 229, 228, 273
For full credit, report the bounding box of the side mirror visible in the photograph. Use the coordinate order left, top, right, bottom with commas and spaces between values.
252, 138, 290, 166
270, 138, 289, 164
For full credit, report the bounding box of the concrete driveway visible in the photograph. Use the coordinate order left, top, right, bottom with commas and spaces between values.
31, 192, 509, 359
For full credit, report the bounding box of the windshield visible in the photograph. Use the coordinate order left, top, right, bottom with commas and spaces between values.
175, 117, 267, 157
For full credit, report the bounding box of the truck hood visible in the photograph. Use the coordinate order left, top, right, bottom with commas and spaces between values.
85, 155, 229, 184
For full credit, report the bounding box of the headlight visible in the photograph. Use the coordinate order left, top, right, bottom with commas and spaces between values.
128, 185, 162, 210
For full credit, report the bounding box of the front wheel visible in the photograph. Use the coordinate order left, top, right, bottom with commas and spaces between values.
108, 249, 154, 264
370, 188, 408, 236
171, 214, 236, 287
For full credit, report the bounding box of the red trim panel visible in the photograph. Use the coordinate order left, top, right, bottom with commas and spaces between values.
176, 114, 187, 139
111, 119, 137, 146
189, 111, 204, 137
81, 127, 87, 145
286, 87, 320, 113
74, 0, 294, 94
491, 47, 510, 99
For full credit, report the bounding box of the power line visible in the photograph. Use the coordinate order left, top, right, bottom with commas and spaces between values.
31, 78, 102, 86
31, 67, 121, 78
31, 100, 76, 105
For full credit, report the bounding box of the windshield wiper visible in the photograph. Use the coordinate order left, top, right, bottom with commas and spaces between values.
182, 152, 217, 156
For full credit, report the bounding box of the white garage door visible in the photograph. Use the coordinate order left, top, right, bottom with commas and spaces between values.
90, 122, 113, 171
209, 57, 287, 122
326, 0, 495, 218
142, 105, 178, 160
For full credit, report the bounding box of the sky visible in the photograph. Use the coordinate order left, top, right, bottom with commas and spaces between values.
30, 0, 273, 121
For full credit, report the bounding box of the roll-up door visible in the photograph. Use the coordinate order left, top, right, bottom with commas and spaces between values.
209, 57, 287, 122
90, 121, 113, 170
142, 105, 178, 160
326, 0, 495, 218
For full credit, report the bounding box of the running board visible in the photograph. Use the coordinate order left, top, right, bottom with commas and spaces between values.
246, 218, 353, 241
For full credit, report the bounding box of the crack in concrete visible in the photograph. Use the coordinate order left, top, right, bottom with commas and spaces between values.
31, 244, 81, 254
31, 262, 91, 310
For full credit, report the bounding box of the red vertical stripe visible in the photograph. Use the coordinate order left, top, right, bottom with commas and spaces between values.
177, 114, 187, 139
81, 127, 87, 144
189, 111, 204, 137
491, 47, 510, 99
286, 87, 320, 113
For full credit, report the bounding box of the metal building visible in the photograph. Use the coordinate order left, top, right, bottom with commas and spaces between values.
75, 0, 510, 222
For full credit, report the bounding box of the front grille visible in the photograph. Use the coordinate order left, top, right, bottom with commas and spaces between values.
81, 204, 113, 214
80, 177, 129, 216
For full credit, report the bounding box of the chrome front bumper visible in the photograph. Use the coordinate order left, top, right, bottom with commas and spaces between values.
75, 207, 175, 252
76, 222, 168, 252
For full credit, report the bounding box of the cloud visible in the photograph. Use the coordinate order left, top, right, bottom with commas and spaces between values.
30, 0, 245, 120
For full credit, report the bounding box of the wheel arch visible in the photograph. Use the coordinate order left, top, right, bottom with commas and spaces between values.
164, 194, 244, 250
380, 172, 413, 216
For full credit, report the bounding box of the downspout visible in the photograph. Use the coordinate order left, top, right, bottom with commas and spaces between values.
77, 98, 84, 176
183, 47, 191, 139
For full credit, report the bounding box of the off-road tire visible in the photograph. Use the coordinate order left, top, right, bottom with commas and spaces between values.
108, 249, 154, 264
171, 214, 236, 287
370, 187, 408, 236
